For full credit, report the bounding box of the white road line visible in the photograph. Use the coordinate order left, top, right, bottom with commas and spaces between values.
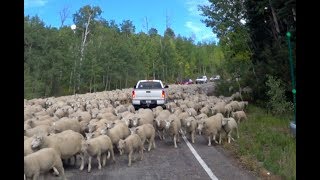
181, 134, 219, 180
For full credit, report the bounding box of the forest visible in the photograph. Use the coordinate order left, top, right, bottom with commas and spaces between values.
24, 0, 296, 106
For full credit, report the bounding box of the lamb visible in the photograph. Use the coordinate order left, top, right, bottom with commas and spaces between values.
186, 108, 197, 116
24, 137, 35, 156
231, 110, 247, 124
184, 116, 197, 143
238, 101, 248, 111
197, 113, 224, 146
210, 102, 226, 115
117, 134, 144, 166
195, 113, 208, 121
164, 114, 182, 148
200, 106, 211, 116
154, 110, 171, 140
80, 134, 115, 172
130, 124, 156, 151
24, 148, 66, 180
229, 101, 241, 112
132, 111, 154, 127
31, 130, 84, 169
221, 117, 239, 143
224, 103, 233, 118
24, 125, 51, 137
50, 117, 81, 134
100, 122, 130, 148
26, 118, 53, 128
115, 105, 127, 115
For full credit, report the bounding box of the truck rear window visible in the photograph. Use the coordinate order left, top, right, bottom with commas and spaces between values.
137, 82, 162, 89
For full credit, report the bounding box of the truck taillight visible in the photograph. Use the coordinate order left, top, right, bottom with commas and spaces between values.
132, 90, 136, 98
162, 90, 165, 98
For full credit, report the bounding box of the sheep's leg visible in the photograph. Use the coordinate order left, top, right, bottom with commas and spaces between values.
208, 136, 212, 146
110, 149, 116, 163
102, 153, 107, 167
153, 138, 156, 149
191, 131, 195, 144
107, 151, 110, 159
73, 155, 77, 165
177, 133, 181, 143
128, 151, 132, 166
32, 172, 39, 180
55, 163, 66, 180
52, 167, 59, 176
142, 138, 146, 151
148, 138, 153, 151
228, 132, 231, 143
174, 135, 178, 148
157, 130, 163, 140
212, 134, 218, 144
79, 153, 85, 171
97, 154, 102, 170
236, 127, 239, 139
140, 145, 144, 160
87, 156, 92, 173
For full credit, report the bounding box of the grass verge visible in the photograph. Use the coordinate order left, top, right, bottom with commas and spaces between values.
222, 104, 296, 179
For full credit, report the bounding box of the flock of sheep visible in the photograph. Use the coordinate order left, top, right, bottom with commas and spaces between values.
24, 84, 249, 180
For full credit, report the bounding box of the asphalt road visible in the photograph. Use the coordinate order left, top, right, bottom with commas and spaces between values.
39, 133, 257, 180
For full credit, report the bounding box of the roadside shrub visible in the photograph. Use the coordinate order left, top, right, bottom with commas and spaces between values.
265, 75, 293, 115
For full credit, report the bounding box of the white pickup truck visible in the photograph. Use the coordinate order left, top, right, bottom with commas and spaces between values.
132, 80, 168, 110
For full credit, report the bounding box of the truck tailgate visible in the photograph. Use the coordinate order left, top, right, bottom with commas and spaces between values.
134, 89, 163, 99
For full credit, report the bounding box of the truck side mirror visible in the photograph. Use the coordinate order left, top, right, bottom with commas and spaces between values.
133, 85, 136, 89
164, 85, 169, 88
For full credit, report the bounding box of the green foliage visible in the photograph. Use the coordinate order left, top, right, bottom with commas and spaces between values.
224, 105, 296, 179
24, 5, 222, 99
265, 75, 293, 115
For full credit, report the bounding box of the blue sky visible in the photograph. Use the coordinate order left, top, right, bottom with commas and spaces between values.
24, 0, 218, 43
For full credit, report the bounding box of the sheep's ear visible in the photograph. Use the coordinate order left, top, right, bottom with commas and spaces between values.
136, 128, 139, 131
203, 122, 206, 125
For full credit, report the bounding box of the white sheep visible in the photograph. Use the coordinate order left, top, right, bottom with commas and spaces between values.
164, 114, 182, 148
231, 110, 247, 124
24, 125, 51, 137
24, 148, 66, 180
154, 110, 171, 140
100, 122, 130, 149
210, 102, 226, 115
24, 137, 35, 156
184, 116, 197, 144
197, 113, 224, 146
80, 134, 115, 172
130, 124, 156, 151
221, 117, 239, 143
31, 130, 84, 169
117, 134, 144, 166
50, 117, 81, 134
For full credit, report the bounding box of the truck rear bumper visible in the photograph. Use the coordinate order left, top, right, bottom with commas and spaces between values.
132, 99, 166, 105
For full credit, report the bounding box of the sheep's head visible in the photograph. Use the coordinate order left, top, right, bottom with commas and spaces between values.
106, 122, 116, 129
31, 134, 44, 149
165, 119, 173, 129
132, 117, 139, 127
129, 127, 137, 135
197, 121, 205, 133
100, 127, 107, 135
124, 118, 131, 127
88, 124, 97, 133
222, 118, 229, 126
85, 132, 94, 140
117, 140, 126, 155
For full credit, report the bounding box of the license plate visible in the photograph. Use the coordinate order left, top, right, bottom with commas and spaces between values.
146, 100, 151, 104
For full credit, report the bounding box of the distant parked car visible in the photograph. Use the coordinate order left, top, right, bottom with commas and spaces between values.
195, 76, 208, 84
210, 75, 220, 81
176, 78, 193, 85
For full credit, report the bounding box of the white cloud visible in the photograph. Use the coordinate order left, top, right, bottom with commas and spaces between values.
25, 0, 48, 9
185, 0, 210, 17
185, 21, 217, 43
185, 21, 201, 33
